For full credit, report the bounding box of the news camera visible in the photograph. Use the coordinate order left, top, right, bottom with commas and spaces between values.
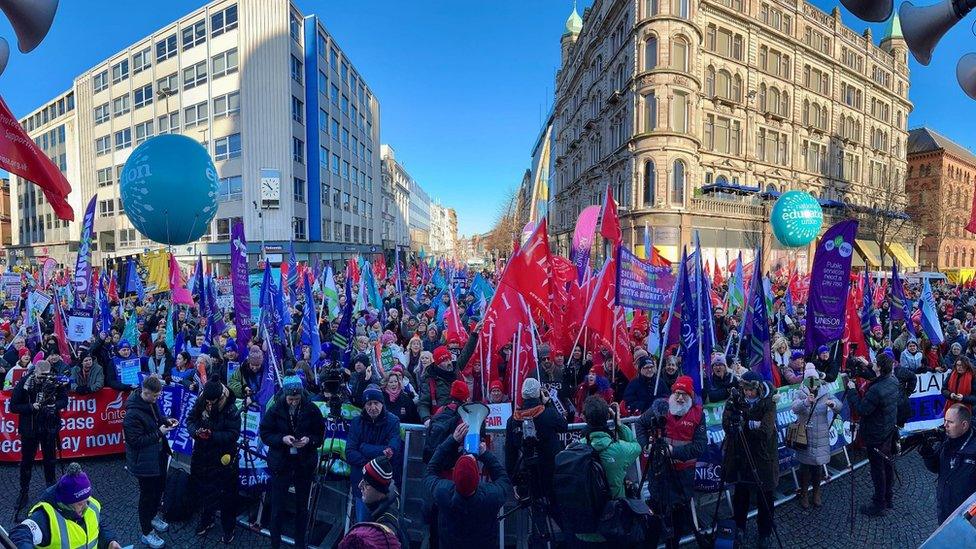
899, 426, 947, 457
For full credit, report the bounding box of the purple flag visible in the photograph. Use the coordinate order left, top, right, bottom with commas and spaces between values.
571, 205, 601, 283
805, 219, 859, 355
230, 221, 252, 351
72, 195, 97, 307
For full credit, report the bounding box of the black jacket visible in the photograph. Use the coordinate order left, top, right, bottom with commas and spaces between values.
722, 382, 778, 491
366, 492, 410, 548
259, 395, 326, 474
423, 401, 461, 462
920, 427, 976, 523
705, 371, 736, 403
894, 366, 918, 427
504, 399, 568, 495
848, 374, 899, 446
186, 394, 242, 484
384, 390, 421, 425
813, 350, 841, 383
423, 436, 510, 549
123, 391, 171, 477
622, 374, 670, 415
10, 372, 68, 439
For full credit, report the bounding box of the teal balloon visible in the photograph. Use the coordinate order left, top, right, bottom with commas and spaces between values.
770, 191, 823, 247
120, 135, 219, 245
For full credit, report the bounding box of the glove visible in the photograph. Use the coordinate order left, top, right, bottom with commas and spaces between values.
748, 420, 761, 430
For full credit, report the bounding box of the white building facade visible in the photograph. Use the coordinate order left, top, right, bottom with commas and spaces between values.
379, 144, 412, 255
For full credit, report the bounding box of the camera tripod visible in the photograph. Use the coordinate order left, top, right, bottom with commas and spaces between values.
305, 398, 349, 544
499, 447, 555, 549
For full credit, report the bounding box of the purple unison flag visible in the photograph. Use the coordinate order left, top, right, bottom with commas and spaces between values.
230, 221, 252, 350
571, 205, 601, 283
72, 195, 97, 307
805, 219, 859, 355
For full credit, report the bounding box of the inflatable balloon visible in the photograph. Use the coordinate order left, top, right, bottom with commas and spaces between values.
120, 134, 219, 246
769, 191, 823, 247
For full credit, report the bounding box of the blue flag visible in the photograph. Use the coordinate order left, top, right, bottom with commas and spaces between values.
259, 263, 285, 340
920, 277, 944, 345
746, 247, 776, 385
860, 272, 877, 335
891, 263, 916, 337
97, 273, 112, 334
301, 271, 322, 366
677, 247, 702, 395
124, 259, 145, 301
286, 241, 298, 307
332, 275, 355, 368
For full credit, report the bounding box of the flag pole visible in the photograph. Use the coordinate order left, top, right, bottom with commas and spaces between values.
570, 257, 610, 357
654, 271, 680, 395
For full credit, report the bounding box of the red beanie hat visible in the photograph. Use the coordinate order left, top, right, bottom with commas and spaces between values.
433, 346, 452, 365
450, 379, 469, 402
672, 375, 695, 397
18, 347, 29, 358
489, 380, 503, 392
453, 454, 479, 497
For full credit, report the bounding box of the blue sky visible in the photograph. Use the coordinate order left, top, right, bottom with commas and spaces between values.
0, 1, 972, 236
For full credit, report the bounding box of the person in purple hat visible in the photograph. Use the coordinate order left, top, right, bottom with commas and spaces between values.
9, 462, 122, 549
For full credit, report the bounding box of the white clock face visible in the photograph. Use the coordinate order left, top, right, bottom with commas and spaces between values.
261, 177, 280, 200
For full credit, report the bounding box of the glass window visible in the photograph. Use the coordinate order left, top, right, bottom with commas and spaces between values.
182, 60, 208, 90
293, 217, 306, 240
155, 34, 177, 62
671, 160, 685, 205
211, 4, 238, 37
218, 175, 243, 201
291, 55, 303, 83
643, 161, 655, 205
135, 120, 154, 145
112, 95, 130, 117
211, 48, 238, 78
114, 129, 132, 150
96, 167, 114, 187
213, 91, 240, 118
94, 103, 110, 124
111, 59, 129, 83
134, 84, 153, 108
132, 47, 152, 74
671, 92, 688, 132
293, 137, 304, 163
214, 133, 241, 161
183, 101, 208, 128
671, 38, 688, 71
181, 20, 206, 50
293, 177, 306, 203
644, 37, 657, 70
157, 111, 179, 135
292, 96, 304, 124
643, 93, 656, 131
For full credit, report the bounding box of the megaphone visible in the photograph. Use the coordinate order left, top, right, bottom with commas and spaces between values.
840, 0, 893, 22
958, 53, 976, 99
901, 0, 975, 66
458, 402, 490, 454
0, 38, 8, 77
0, 0, 59, 53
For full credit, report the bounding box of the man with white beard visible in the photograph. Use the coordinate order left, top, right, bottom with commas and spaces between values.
635, 375, 706, 549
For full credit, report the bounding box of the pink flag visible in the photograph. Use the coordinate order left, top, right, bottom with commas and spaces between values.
169, 254, 193, 306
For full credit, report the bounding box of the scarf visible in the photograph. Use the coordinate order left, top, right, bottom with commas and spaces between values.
945, 368, 975, 414
385, 384, 402, 403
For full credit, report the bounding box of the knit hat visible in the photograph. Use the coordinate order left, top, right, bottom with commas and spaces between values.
952, 342, 963, 353
740, 370, 763, 387
433, 346, 452, 365
453, 454, 480, 497
907, 338, 918, 348
362, 456, 394, 494
489, 380, 503, 392
118, 341, 131, 350
201, 380, 223, 401
363, 384, 384, 404
817, 345, 830, 354
521, 377, 541, 399
381, 331, 396, 345
711, 352, 727, 366
803, 363, 819, 380
883, 347, 895, 360
790, 349, 805, 361
282, 375, 303, 396
450, 379, 469, 402
17, 347, 29, 359
672, 375, 694, 396
224, 339, 237, 353
55, 463, 92, 505
537, 343, 551, 359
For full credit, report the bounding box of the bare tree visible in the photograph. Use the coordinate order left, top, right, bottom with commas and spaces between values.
857, 173, 914, 273
907, 178, 957, 270
481, 186, 519, 260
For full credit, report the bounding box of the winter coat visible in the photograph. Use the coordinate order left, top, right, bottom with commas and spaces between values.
10, 372, 69, 439
572, 378, 614, 418
123, 391, 171, 477
813, 351, 841, 383
70, 363, 105, 394
417, 364, 459, 421
942, 368, 976, 414
423, 402, 461, 463
635, 404, 706, 503
847, 374, 899, 446
894, 366, 918, 427
366, 492, 410, 548
346, 408, 402, 497
186, 395, 242, 487
920, 427, 976, 524
900, 350, 924, 372
705, 370, 736, 403
384, 389, 421, 425
259, 396, 326, 475
622, 374, 670, 415
790, 384, 841, 466
722, 381, 778, 491
8, 486, 119, 549
423, 435, 510, 549
503, 399, 568, 494
228, 364, 261, 400
575, 425, 642, 542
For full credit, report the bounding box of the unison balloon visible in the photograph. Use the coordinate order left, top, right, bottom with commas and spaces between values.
769, 191, 823, 248
120, 135, 219, 246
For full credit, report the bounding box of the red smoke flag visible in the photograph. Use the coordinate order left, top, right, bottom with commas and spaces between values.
503, 218, 554, 323
0, 96, 74, 220
599, 185, 622, 244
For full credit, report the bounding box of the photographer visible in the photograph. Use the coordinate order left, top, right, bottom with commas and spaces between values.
722, 371, 777, 549
228, 345, 263, 402
11, 359, 68, 513
919, 403, 976, 524
846, 352, 899, 516
123, 375, 175, 549
635, 376, 705, 549
259, 375, 326, 549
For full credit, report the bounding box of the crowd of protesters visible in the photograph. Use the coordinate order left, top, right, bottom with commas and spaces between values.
2, 258, 975, 548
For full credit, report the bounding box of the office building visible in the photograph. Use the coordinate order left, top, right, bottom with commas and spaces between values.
379, 144, 412, 255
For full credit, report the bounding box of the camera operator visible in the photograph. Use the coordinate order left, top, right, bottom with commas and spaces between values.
259, 375, 326, 549
228, 345, 263, 403
846, 352, 899, 516
919, 403, 976, 524
722, 371, 777, 549
11, 359, 68, 513
635, 376, 705, 549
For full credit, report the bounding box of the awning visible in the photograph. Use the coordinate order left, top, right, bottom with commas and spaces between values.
885, 242, 918, 269
854, 240, 881, 268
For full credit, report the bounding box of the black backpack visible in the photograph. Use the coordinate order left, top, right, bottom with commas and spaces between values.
552, 434, 610, 534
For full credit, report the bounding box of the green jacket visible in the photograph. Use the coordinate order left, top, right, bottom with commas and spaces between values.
578, 423, 642, 542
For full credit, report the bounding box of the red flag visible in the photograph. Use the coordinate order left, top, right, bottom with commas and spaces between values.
52, 296, 71, 358
713, 262, 724, 288
346, 257, 360, 285
503, 218, 554, 323
843, 286, 869, 363
443, 288, 465, 345
581, 257, 617, 347
0, 96, 74, 220
107, 271, 119, 303
512, 320, 537, 406
613, 308, 636, 380
481, 282, 527, 356
599, 185, 622, 244
649, 246, 671, 268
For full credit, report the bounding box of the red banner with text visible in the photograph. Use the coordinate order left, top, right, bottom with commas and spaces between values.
0, 388, 127, 461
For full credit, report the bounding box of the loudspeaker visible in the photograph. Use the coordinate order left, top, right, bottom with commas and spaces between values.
0, 38, 8, 77
957, 53, 976, 99
841, 0, 893, 22
0, 0, 59, 53
901, 0, 972, 66
458, 402, 490, 454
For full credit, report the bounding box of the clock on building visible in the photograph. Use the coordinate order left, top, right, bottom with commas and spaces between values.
260, 169, 281, 208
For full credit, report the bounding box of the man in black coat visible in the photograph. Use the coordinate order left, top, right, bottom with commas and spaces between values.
846, 353, 900, 516
622, 355, 671, 414
11, 359, 68, 514
357, 456, 409, 547
123, 375, 176, 547
812, 344, 840, 383
259, 375, 326, 549
920, 403, 976, 524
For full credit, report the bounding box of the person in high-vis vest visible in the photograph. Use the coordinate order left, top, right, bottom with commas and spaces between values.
9, 462, 121, 549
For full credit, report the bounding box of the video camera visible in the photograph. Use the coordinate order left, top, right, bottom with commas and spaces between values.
847, 345, 877, 381
33, 373, 69, 410
316, 359, 348, 419
899, 426, 947, 456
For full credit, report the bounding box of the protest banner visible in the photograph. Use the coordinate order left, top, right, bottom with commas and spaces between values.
66, 308, 95, 342
615, 246, 674, 312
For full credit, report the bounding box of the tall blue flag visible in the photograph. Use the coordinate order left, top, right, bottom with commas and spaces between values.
287, 241, 299, 307
259, 263, 285, 340
746, 246, 777, 385
97, 273, 112, 333
332, 275, 355, 367
301, 271, 322, 366
677, 247, 702, 395
124, 259, 144, 301
860, 272, 877, 335
920, 277, 944, 345
193, 255, 206, 314
694, 233, 715, 360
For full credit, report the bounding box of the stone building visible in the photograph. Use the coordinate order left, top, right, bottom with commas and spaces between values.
548, 0, 914, 272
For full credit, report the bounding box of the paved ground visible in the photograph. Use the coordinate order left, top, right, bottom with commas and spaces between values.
0, 451, 941, 548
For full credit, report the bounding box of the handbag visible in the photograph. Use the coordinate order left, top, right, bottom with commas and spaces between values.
598, 497, 660, 543
785, 393, 822, 451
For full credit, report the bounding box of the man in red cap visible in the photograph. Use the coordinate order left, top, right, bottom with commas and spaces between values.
487, 380, 508, 404
423, 422, 510, 548
634, 374, 706, 548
